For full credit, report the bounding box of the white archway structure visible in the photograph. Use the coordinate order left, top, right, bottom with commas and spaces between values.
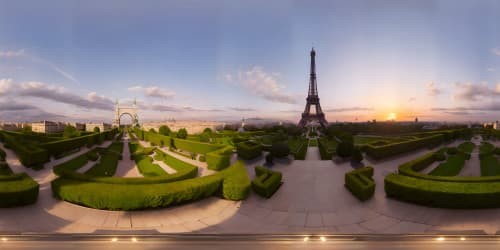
113, 99, 139, 127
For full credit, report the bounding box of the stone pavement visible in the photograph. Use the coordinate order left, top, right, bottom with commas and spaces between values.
115, 132, 141, 177
2, 139, 500, 234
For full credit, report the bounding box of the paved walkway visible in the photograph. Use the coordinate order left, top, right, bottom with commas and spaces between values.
115, 132, 142, 177
305, 140, 321, 161
2, 139, 500, 234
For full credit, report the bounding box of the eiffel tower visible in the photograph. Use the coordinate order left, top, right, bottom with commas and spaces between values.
298, 48, 328, 128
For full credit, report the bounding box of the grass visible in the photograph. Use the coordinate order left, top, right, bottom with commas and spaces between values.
479, 142, 495, 154
0, 162, 13, 175
429, 153, 467, 176
353, 135, 408, 146
308, 139, 318, 147
107, 142, 124, 155
85, 153, 120, 176
480, 154, 500, 176
53, 149, 97, 175
318, 137, 338, 152
458, 141, 475, 154
153, 149, 197, 172
134, 154, 167, 177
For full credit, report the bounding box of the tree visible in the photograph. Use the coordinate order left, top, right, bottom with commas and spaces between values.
203, 127, 213, 134
158, 125, 171, 136
270, 142, 290, 158
93, 126, 100, 133
351, 147, 363, 162
177, 128, 188, 139
336, 141, 354, 158
149, 128, 156, 133
200, 132, 210, 142
63, 125, 80, 138
22, 125, 32, 133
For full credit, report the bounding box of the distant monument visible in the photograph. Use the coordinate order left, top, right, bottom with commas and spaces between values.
113, 98, 139, 127
238, 118, 245, 133
298, 48, 328, 128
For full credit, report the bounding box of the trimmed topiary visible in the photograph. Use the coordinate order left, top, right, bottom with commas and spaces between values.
270, 142, 290, 158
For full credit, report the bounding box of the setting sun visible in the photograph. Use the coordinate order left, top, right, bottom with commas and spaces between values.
387, 112, 397, 121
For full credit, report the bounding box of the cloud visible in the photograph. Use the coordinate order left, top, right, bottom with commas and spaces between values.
0, 49, 25, 58
426, 82, 443, 96
492, 47, 500, 56
128, 85, 175, 99
453, 82, 500, 101
432, 102, 500, 113
18, 81, 114, 110
408, 97, 416, 102
325, 107, 373, 112
228, 107, 256, 112
0, 99, 66, 122
487, 68, 496, 72
148, 104, 222, 113
0, 78, 14, 94
225, 66, 297, 104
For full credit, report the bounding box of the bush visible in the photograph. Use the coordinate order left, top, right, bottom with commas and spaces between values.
345, 167, 375, 201
177, 128, 188, 139
251, 166, 282, 198
0, 173, 39, 207
199, 154, 206, 162
0, 147, 6, 161
364, 134, 445, 159
206, 146, 232, 170
158, 125, 171, 136
265, 154, 274, 164
270, 142, 290, 158
236, 141, 262, 160
2, 133, 49, 166
336, 141, 354, 158
51, 161, 249, 210
351, 147, 363, 162
447, 147, 458, 155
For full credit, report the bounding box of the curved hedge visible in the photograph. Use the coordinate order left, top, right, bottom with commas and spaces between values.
251, 166, 282, 198
51, 161, 250, 210
345, 166, 375, 201
206, 146, 233, 170
236, 141, 262, 160
364, 134, 444, 160
385, 144, 500, 208
0, 173, 39, 207
1, 133, 49, 166
41, 129, 118, 157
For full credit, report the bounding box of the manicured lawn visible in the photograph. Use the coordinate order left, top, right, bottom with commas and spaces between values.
53, 150, 97, 175
153, 149, 197, 172
107, 142, 124, 154
288, 137, 308, 160
480, 154, 500, 176
85, 153, 120, 176
353, 135, 407, 146
318, 137, 338, 152
135, 154, 167, 177
479, 142, 495, 154
309, 139, 318, 147
458, 141, 475, 154
429, 153, 467, 176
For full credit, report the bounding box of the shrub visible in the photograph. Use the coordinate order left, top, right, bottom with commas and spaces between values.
364, 134, 444, 159
0, 173, 39, 207
158, 125, 171, 136
251, 166, 282, 198
0, 147, 6, 161
336, 141, 354, 158
351, 147, 363, 162
199, 154, 206, 162
265, 154, 274, 165
51, 161, 249, 210
206, 146, 232, 170
270, 142, 290, 158
236, 141, 262, 160
345, 167, 375, 201
2, 133, 49, 166
447, 147, 458, 155
177, 128, 188, 139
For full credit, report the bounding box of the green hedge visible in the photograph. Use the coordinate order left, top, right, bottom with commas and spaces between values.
51, 161, 250, 210
41, 129, 118, 157
1, 133, 49, 166
206, 146, 233, 170
251, 166, 282, 198
480, 153, 500, 176
364, 134, 444, 160
236, 141, 262, 160
318, 138, 335, 160
134, 154, 167, 177
85, 152, 120, 176
53, 149, 98, 175
0, 173, 39, 207
385, 173, 500, 208
345, 167, 375, 201
428, 152, 468, 176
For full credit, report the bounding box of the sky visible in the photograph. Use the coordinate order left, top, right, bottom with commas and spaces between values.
0, 0, 500, 124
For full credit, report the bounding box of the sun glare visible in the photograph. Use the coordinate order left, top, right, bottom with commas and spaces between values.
387, 112, 397, 121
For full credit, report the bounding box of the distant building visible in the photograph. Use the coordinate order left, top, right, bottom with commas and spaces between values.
86, 123, 111, 132
494, 121, 499, 130
31, 121, 65, 133
0, 122, 25, 131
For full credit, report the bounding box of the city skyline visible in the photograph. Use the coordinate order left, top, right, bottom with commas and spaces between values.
1, 0, 500, 123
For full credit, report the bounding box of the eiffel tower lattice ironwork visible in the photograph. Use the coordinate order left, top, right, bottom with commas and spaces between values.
298, 48, 328, 128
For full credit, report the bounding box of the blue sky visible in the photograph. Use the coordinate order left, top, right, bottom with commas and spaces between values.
0, 0, 499, 123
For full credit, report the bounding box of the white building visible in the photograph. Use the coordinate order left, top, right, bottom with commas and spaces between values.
86, 122, 111, 132
494, 121, 499, 130
67, 122, 86, 131
31, 121, 65, 133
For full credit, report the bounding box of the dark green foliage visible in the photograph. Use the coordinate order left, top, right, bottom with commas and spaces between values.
177, 128, 188, 139
265, 154, 274, 164
289, 138, 308, 160
433, 151, 446, 161
0, 162, 13, 175
53, 150, 97, 175
364, 134, 445, 159
236, 141, 262, 160
2, 133, 49, 166
479, 142, 495, 154
51, 161, 250, 210
63, 125, 80, 138
351, 147, 363, 162
317, 138, 336, 160
458, 141, 475, 154
385, 173, 500, 208
252, 166, 282, 198
158, 125, 171, 136
134, 154, 167, 177
203, 127, 213, 134
41, 129, 118, 158
0, 147, 6, 161
199, 154, 206, 162
270, 142, 290, 158
345, 166, 375, 201
85, 153, 120, 176
447, 147, 458, 155
206, 146, 233, 170
480, 154, 500, 176
336, 141, 354, 158
0, 173, 39, 207
93, 127, 100, 133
